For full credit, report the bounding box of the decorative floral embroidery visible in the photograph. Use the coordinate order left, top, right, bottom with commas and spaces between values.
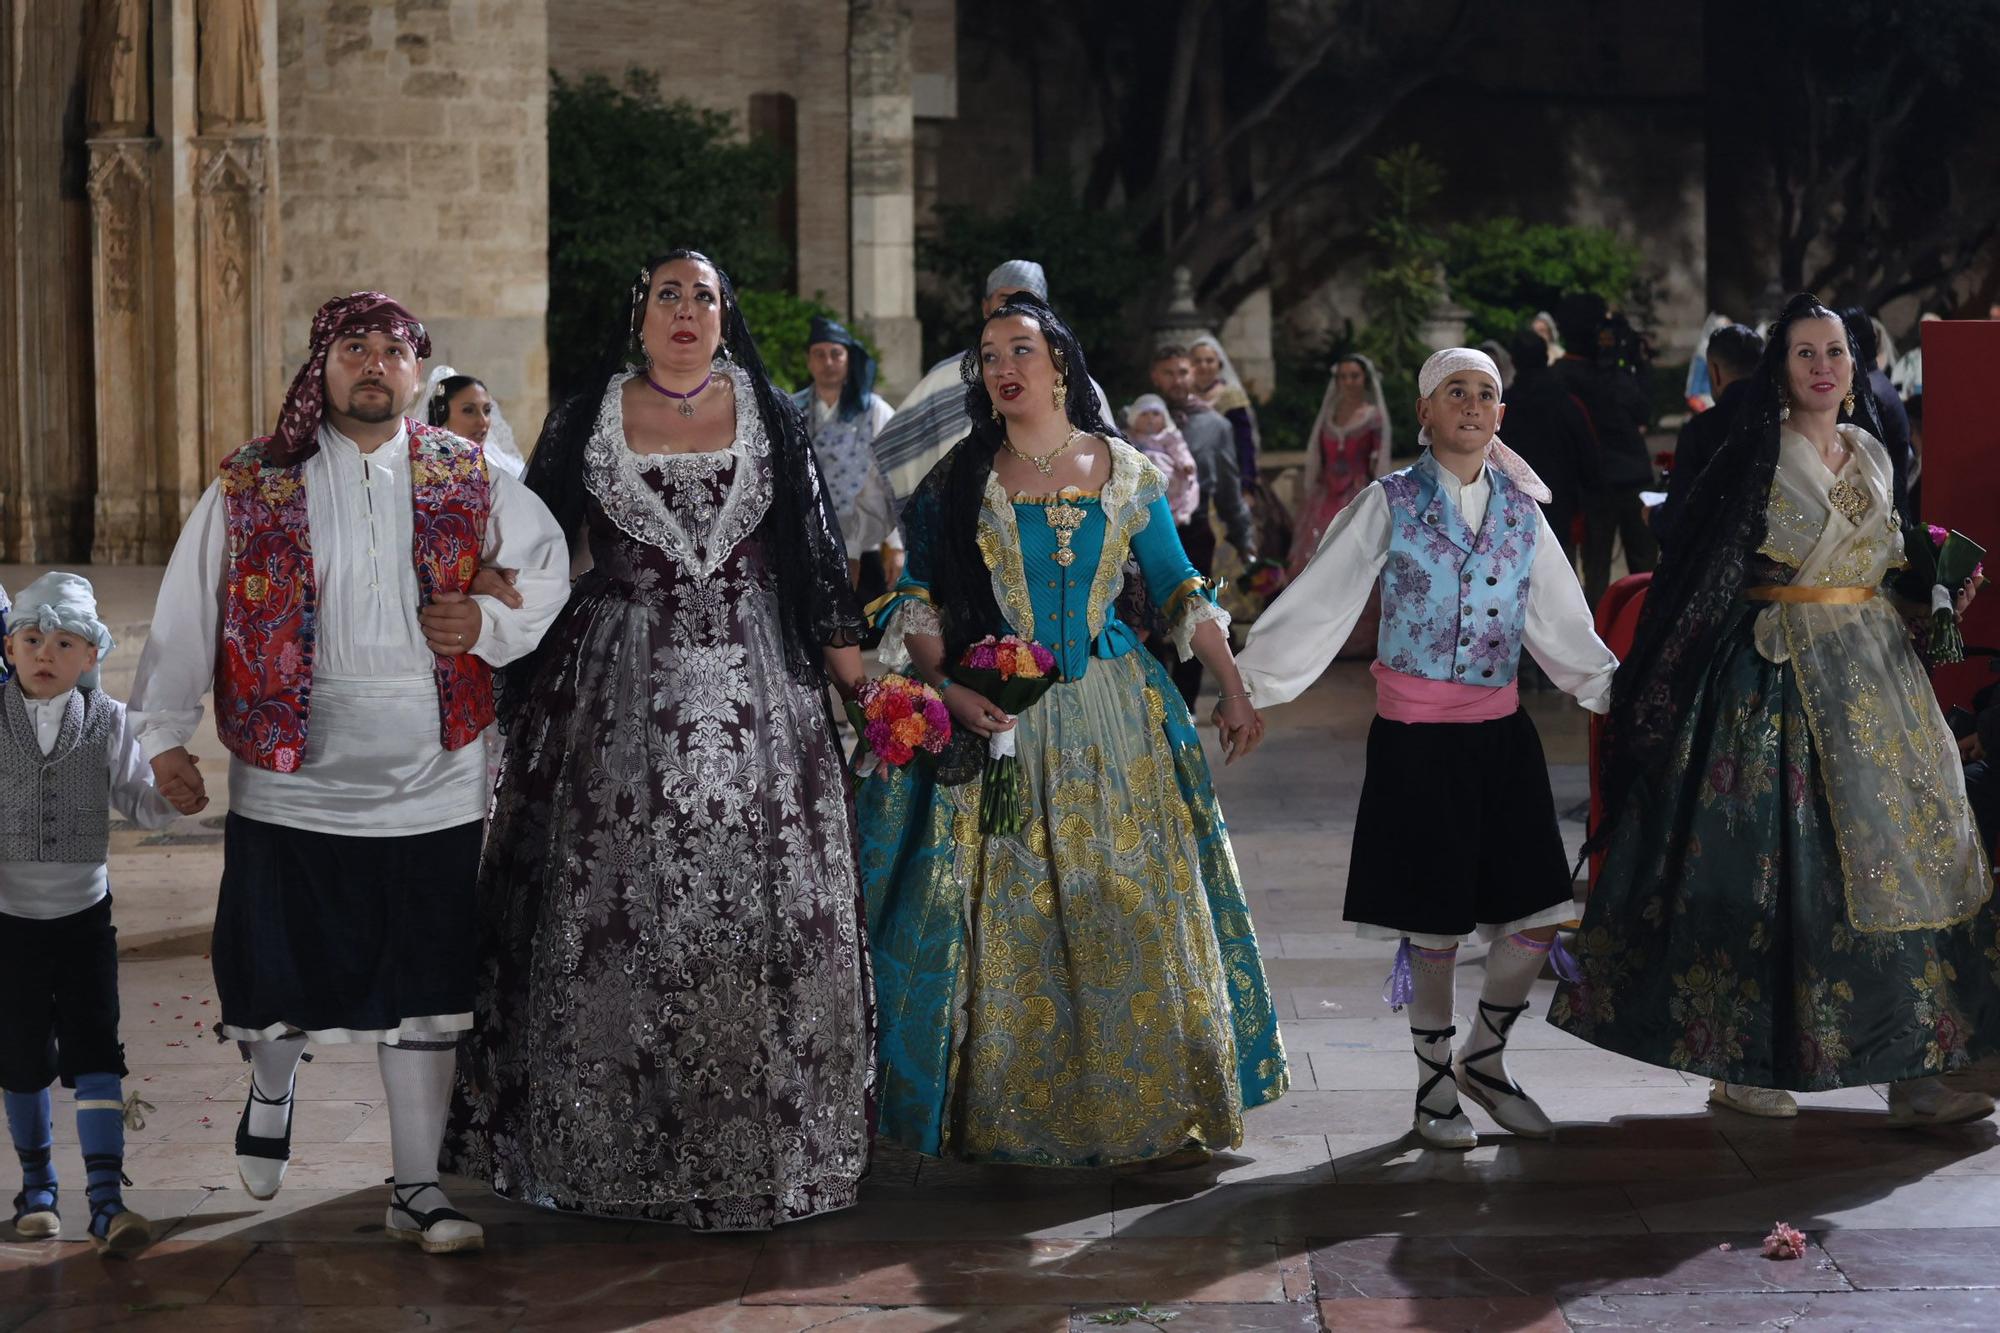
1377, 460, 1537, 685
216, 425, 492, 773
1667, 952, 1759, 1072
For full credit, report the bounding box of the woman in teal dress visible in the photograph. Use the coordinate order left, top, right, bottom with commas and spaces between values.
1551, 294, 1997, 1124
857, 293, 1289, 1167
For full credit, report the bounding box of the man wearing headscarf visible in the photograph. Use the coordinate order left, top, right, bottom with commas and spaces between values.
875, 260, 1114, 505
791, 315, 900, 588
128, 291, 570, 1255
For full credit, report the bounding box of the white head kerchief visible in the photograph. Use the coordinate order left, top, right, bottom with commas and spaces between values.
1416, 348, 1552, 504
8, 571, 114, 689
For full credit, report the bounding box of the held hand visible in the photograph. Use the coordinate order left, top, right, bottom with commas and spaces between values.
150, 747, 209, 815
1962, 732, 1987, 764
469, 565, 523, 610
420, 591, 484, 656
1955, 572, 1985, 619
942, 683, 1014, 739
1211, 694, 1265, 765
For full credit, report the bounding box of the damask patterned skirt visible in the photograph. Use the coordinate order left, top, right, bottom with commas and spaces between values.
441, 569, 874, 1231
1551, 606, 2000, 1090
858, 647, 1288, 1166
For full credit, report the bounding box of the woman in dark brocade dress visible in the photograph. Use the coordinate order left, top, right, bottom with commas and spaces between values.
442, 252, 874, 1230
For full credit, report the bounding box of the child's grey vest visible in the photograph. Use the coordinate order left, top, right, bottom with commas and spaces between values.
0, 683, 114, 862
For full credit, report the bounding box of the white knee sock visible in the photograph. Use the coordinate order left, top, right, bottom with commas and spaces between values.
246, 1034, 307, 1139
1404, 942, 1460, 1116
1463, 931, 1552, 1084
378, 1040, 458, 1212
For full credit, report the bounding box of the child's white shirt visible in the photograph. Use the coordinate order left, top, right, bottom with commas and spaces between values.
1239, 464, 1618, 711
0, 688, 180, 920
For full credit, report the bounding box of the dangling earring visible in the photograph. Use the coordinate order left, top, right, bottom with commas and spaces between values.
991, 404, 1003, 423
1778, 387, 1791, 423
1052, 378, 1068, 412
639, 338, 653, 370
1841, 389, 1856, 417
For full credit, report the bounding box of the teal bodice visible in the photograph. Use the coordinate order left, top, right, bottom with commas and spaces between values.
874, 441, 1225, 682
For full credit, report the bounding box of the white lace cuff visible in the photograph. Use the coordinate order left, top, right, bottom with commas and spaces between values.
1169, 596, 1232, 663
876, 597, 941, 671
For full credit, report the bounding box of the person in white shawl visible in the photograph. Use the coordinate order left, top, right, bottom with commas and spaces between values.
874, 260, 1113, 506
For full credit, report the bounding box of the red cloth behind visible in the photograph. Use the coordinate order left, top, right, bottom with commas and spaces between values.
1918, 320, 2000, 712
1587, 572, 1651, 892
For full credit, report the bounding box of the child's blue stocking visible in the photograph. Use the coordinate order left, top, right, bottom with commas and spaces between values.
74, 1073, 128, 1239
5, 1087, 56, 1216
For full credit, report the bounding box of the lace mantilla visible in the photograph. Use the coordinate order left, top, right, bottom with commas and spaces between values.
584, 366, 772, 579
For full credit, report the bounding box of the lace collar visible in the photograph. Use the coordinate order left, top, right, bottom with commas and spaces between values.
584, 365, 773, 578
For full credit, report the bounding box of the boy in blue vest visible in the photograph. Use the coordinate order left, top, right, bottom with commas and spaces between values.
1, 573, 187, 1254
1238, 349, 1619, 1149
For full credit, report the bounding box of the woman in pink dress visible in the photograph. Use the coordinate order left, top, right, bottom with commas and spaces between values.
1290, 354, 1393, 577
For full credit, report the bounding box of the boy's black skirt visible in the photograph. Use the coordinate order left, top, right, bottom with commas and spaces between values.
1344, 709, 1574, 939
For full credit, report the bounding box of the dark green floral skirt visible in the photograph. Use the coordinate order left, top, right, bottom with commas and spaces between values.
1551, 606, 2000, 1090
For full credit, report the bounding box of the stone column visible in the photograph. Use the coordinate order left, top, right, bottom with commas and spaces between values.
190, 0, 277, 476
192, 137, 273, 472
82, 0, 163, 561
848, 0, 922, 397
85, 139, 166, 561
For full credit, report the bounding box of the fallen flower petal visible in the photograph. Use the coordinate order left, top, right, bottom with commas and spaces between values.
1763, 1222, 1807, 1260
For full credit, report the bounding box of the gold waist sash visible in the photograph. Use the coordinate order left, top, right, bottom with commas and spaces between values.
1745, 585, 1876, 604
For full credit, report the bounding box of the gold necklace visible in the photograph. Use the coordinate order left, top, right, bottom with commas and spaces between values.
1004, 428, 1088, 476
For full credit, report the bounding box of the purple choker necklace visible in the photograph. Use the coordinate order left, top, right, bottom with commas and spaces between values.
643, 370, 714, 418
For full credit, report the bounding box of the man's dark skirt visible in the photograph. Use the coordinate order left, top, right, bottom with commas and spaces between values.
0, 897, 124, 1091
1344, 709, 1574, 938
214, 813, 482, 1041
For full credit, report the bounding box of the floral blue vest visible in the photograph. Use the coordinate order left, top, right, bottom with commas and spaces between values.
1375, 456, 1540, 687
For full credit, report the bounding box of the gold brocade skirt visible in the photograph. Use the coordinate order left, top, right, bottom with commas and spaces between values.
859, 647, 1288, 1166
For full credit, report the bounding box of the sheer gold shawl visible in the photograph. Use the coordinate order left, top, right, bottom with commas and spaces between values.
1754, 425, 1991, 932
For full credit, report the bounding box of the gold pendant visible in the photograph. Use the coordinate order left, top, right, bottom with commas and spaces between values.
1827, 477, 1871, 524
1046, 502, 1085, 569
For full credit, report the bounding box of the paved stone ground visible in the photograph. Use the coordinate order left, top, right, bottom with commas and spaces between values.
5, 564, 2000, 1331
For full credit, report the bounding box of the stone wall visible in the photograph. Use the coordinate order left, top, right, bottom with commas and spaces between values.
548, 0, 852, 315
277, 0, 550, 430
0, 1, 97, 561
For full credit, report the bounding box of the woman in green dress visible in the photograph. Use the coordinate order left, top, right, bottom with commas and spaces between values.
857, 294, 1289, 1167
1552, 293, 1997, 1123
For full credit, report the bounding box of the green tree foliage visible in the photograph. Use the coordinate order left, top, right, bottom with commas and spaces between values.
1445, 218, 1652, 347
1355, 146, 1445, 421
734, 288, 875, 395
547, 71, 790, 396
916, 177, 1161, 390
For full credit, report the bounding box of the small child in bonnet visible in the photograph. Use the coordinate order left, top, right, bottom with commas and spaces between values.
1125, 393, 1200, 524
1, 572, 188, 1255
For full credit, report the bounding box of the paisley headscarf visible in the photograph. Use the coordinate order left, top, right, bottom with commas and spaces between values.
1415, 348, 1552, 503
269, 291, 431, 465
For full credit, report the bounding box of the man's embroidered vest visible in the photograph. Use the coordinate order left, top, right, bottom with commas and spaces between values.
215, 420, 494, 773
1376, 458, 1540, 687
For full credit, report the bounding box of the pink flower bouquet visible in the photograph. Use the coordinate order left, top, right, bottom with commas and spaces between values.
953, 634, 1060, 835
